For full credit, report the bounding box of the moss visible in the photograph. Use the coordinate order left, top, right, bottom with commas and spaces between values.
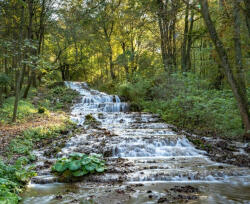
84, 114, 101, 126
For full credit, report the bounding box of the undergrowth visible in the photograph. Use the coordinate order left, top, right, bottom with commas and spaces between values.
7, 119, 76, 157
0, 83, 79, 124
97, 72, 248, 139
0, 97, 37, 124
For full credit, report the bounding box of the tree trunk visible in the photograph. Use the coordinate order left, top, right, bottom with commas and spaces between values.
0, 86, 3, 107
23, 70, 34, 99
12, 2, 25, 122
186, 10, 194, 71
233, 0, 249, 139
121, 42, 129, 80
199, 0, 250, 140
243, 0, 250, 37
108, 43, 115, 80
22, 0, 35, 98
181, 1, 189, 72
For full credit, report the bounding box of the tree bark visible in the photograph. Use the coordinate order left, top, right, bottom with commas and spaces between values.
12, 1, 25, 122
243, 0, 250, 37
199, 0, 250, 140
186, 10, 194, 71
23, 69, 35, 99
181, 1, 189, 72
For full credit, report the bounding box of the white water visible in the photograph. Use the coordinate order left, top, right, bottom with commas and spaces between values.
22, 82, 250, 204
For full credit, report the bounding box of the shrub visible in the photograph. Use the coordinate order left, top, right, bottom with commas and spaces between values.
116, 72, 246, 138
45, 86, 79, 111
0, 159, 36, 204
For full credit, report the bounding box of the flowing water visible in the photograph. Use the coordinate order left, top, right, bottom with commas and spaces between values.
22, 82, 250, 204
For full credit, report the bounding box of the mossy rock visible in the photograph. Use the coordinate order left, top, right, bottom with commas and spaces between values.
84, 114, 101, 126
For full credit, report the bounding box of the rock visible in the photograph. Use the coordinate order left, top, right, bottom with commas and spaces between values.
158, 197, 169, 203
60, 130, 69, 135
170, 185, 199, 193
55, 195, 63, 199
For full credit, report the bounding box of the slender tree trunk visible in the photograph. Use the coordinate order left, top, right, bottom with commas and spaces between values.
199, 0, 250, 140
19, 65, 26, 90
186, 10, 194, 71
23, 70, 34, 99
4, 50, 8, 96
158, 17, 168, 72
23, 0, 36, 98
0, 86, 3, 107
12, 2, 25, 122
121, 42, 129, 79
108, 42, 115, 80
243, 0, 250, 37
181, 2, 189, 72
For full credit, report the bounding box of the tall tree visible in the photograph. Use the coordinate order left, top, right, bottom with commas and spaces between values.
199, 0, 250, 140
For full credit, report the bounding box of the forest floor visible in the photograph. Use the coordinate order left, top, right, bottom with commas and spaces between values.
0, 113, 67, 157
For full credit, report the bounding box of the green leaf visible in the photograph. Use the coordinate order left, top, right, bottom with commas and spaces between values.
69, 152, 85, 158
95, 166, 105, 173
91, 157, 101, 164
68, 160, 81, 171
72, 170, 84, 177
53, 162, 67, 172
85, 163, 96, 172
81, 158, 91, 165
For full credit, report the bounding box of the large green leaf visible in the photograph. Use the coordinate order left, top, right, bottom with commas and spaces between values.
85, 163, 96, 172
68, 160, 81, 171
81, 158, 91, 165
91, 157, 101, 164
72, 170, 84, 177
69, 152, 85, 159
95, 166, 105, 173
53, 162, 67, 173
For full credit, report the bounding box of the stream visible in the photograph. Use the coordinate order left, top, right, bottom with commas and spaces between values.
22, 82, 250, 204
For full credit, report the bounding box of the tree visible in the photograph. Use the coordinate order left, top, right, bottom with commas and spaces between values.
199, 0, 250, 140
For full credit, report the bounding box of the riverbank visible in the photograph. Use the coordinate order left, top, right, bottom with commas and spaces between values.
0, 83, 80, 203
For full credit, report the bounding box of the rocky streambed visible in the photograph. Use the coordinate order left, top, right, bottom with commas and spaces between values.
21, 82, 250, 204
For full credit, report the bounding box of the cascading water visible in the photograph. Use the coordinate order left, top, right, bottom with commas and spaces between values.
21, 82, 250, 204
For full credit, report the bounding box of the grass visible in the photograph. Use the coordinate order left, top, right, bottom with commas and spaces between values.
0, 97, 37, 124
0, 84, 79, 125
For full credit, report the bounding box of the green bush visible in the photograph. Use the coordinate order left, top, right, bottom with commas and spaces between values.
44, 86, 79, 111
52, 153, 106, 179
116, 72, 246, 138
0, 159, 36, 204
